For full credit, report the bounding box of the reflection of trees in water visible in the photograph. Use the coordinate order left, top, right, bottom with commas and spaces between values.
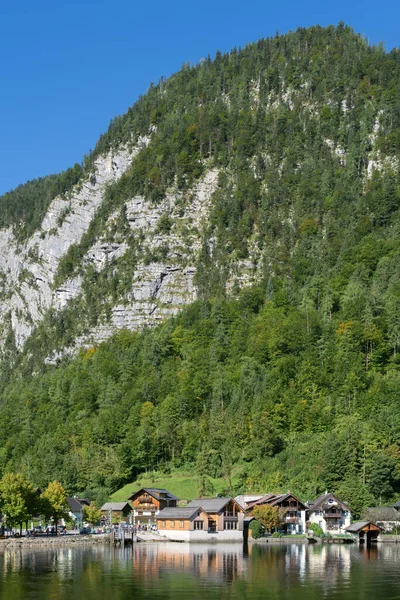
2, 542, 400, 598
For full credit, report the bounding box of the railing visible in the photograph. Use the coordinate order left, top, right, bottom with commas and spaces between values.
285, 517, 299, 524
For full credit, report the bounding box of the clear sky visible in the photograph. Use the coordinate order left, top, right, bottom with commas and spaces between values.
0, 0, 399, 196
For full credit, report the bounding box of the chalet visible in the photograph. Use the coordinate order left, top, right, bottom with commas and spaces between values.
237, 492, 307, 533
128, 488, 180, 525
100, 502, 132, 523
157, 507, 208, 540
157, 497, 245, 541
307, 493, 351, 534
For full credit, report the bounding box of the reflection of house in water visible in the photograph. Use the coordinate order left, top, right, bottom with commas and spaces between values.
132, 542, 246, 584
305, 544, 351, 588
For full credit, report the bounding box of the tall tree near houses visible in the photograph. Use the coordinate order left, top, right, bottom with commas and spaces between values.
252, 505, 282, 533
41, 481, 69, 534
0, 472, 37, 534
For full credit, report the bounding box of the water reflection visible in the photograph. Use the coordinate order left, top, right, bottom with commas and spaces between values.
0, 542, 400, 599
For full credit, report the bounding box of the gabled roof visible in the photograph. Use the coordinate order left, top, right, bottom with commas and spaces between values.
246, 494, 278, 509
67, 497, 84, 513
187, 497, 239, 513
392, 500, 400, 509
78, 498, 91, 506
157, 507, 202, 520
235, 495, 266, 509
128, 488, 180, 502
100, 502, 132, 511
308, 493, 350, 511
345, 521, 382, 533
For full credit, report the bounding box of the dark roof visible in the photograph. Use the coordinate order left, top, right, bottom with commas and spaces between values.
78, 498, 91, 506
128, 488, 180, 502
345, 521, 382, 533
100, 502, 132, 511
247, 492, 307, 510
187, 497, 236, 512
392, 501, 400, 508
246, 494, 277, 509
157, 507, 201, 519
67, 497, 84, 513
309, 493, 349, 511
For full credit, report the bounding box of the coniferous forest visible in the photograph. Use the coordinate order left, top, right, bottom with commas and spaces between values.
0, 24, 400, 514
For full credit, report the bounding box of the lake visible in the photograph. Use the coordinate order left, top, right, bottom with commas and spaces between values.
1, 541, 400, 599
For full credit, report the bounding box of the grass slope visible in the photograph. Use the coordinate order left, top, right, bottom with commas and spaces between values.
110, 470, 240, 503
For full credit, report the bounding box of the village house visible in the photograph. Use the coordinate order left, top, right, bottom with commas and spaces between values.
157, 497, 245, 541
128, 488, 179, 525
100, 502, 132, 523
236, 492, 307, 534
307, 493, 351, 534
362, 506, 400, 532
67, 497, 87, 526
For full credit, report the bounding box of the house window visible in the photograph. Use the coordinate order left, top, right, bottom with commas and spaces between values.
180, 521, 184, 528
170, 521, 175, 528
161, 521, 166, 528
194, 521, 203, 530
224, 521, 237, 530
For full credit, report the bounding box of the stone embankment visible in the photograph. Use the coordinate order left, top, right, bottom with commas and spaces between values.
0, 533, 110, 550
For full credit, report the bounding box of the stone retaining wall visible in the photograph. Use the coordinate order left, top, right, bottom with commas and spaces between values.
0, 534, 110, 550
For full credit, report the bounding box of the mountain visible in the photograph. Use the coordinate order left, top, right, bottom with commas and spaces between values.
0, 24, 400, 511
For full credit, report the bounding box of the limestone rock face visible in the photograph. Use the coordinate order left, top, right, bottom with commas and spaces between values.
0, 145, 138, 348
0, 144, 231, 359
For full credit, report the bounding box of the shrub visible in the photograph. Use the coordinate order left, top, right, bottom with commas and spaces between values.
249, 520, 264, 539
272, 531, 283, 538
307, 523, 324, 537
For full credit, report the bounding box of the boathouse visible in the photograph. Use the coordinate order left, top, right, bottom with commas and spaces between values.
345, 521, 382, 543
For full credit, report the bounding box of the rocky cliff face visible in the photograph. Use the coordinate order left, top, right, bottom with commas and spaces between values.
0, 144, 138, 350
0, 145, 232, 359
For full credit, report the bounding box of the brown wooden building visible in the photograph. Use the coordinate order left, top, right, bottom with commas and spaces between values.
100, 502, 132, 522
242, 492, 307, 533
157, 497, 245, 541
345, 521, 382, 543
128, 488, 180, 524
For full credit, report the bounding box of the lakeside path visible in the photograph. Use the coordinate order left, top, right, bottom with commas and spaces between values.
0, 533, 110, 550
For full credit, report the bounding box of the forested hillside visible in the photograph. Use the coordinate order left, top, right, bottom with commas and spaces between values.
0, 24, 400, 514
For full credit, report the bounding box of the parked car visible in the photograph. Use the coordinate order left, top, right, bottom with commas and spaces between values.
33, 526, 43, 533
79, 526, 92, 535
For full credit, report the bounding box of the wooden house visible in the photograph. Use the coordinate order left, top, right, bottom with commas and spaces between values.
128, 488, 179, 525
157, 497, 245, 541
100, 502, 132, 523
237, 492, 307, 533
345, 521, 382, 543
307, 493, 351, 534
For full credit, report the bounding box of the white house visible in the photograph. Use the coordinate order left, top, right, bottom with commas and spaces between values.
307, 493, 351, 534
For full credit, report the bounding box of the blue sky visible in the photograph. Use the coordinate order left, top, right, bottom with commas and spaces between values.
0, 0, 399, 196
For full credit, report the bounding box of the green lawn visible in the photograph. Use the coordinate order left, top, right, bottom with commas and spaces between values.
110, 471, 240, 503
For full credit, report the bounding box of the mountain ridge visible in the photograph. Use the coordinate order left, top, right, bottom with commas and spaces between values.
0, 24, 399, 511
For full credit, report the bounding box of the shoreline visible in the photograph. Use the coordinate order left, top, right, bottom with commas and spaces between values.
0, 533, 111, 550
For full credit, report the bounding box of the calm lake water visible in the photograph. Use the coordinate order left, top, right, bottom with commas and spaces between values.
1, 541, 400, 600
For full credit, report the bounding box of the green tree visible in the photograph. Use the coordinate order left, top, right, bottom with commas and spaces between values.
0, 472, 37, 533
252, 505, 281, 532
83, 502, 102, 526
41, 481, 69, 533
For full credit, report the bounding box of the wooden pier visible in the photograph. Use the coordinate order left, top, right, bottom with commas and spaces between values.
111, 527, 136, 547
